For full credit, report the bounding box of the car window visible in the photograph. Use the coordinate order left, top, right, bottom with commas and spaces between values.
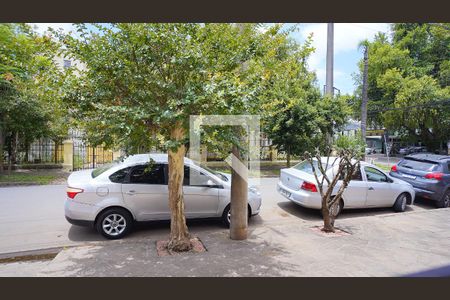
339, 166, 363, 181
364, 167, 388, 182
184, 166, 212, 186
92, 162, 119, 178
447, 162, 450, 174
128, 164, 165, 184
399, 159, 439, 172
293, 160, 332, 174
109, 167, 131, 183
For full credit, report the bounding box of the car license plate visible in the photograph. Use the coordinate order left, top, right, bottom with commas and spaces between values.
280, 188, 291, 198
402, 174, 416, 180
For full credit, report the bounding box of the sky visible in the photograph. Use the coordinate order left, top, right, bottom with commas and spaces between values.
30, 23, 391, 95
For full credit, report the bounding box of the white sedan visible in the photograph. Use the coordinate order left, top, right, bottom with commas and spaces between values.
277, 157, 415, 216
65, 153, 262, 239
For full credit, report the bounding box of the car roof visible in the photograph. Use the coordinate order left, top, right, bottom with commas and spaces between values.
404, 153, 450, 162
316, 156, 369, 166
122, 153, 194, 166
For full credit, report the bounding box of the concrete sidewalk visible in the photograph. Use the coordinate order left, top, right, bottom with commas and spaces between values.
36, 208, 450, 277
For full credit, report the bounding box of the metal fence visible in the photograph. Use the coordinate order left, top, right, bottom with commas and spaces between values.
9, 138, 64, 165
70, 130, 115, 171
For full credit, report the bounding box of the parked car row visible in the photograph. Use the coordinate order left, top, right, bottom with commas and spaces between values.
65, 152, 449, 240
277, 153, 450, 215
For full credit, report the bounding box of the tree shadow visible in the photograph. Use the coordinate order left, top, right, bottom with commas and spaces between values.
276, 198, 433, 222
67, 217, 260, 242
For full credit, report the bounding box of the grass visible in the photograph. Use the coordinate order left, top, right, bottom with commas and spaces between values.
209, 167, 281, 177
374, 163, 392, 172
0, 173, 58, 185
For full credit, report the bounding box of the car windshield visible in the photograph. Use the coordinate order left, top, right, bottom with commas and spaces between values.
193, 162, 229, 182
399, 159, 439, 172
91, 162, 119, 178
293, 160, 332, 175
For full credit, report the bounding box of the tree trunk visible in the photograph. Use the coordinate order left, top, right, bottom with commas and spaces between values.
167, 124, 192, 252
286, 146, 291, 168
54, 140, 58, 164
361, 45, 369, 161
321, 197, 335, 232
230, 144, 248, 240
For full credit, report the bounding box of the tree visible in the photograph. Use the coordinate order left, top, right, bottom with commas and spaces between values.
58, 23, 288, 250
0, 24, 66, 173
304, 135, 365, 232
354, 23, 450, 151
260, 32, 350, 166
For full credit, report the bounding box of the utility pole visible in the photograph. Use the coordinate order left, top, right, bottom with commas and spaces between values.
325, 23, 334, 97
361, 44, 369, 160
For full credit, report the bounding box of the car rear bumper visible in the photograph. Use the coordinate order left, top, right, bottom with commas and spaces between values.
277, 181, 321, 209
64, 198, 98, 223
390, 173, 443, 201
65, 216, 95, 227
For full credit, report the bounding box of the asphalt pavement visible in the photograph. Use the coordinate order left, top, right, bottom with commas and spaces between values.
0, 177, 436, 256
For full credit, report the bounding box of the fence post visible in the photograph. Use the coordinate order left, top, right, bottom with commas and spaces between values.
62, 139, 74, 171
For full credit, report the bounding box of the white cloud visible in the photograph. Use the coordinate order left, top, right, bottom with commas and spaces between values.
299, 23, 390, 70
28, 23, 75, 35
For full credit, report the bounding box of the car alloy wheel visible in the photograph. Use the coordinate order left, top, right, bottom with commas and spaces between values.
330, 200, 342, 218
443, 192, 450, 208
102, 213, 127, 237
401, 195, 407, 211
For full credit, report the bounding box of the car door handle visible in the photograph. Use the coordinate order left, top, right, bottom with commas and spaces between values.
368, 187, 374, 191
125, 190, 136, 195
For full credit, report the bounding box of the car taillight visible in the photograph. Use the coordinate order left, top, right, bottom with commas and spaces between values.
391, 165, 397, 172
424, 172, 443, 180
301, 181, 318, 192
67, 187, 84, 199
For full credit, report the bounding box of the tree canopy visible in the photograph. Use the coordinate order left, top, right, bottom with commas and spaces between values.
354, 23, 450, 150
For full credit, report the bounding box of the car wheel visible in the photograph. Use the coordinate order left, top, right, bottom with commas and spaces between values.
330, 199, 344, 218
222, 205, 231, 228
435, 190, 450, 209
221, 205, 251, 228
96, 208, 133, 239
393, 193, 408, 212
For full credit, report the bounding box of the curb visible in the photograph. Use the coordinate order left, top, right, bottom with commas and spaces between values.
0, 246, 67, 264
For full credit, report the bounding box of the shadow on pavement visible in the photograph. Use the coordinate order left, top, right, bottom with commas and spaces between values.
276, 198, 434, 222
67, 217, 250, 242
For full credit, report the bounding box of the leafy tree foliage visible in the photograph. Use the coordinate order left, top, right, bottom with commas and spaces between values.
0, 24, 67, 172
57, 23, 308, 250
354, 23, 450, 151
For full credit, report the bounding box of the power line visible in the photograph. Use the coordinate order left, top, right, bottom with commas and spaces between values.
367, 99, 450, 115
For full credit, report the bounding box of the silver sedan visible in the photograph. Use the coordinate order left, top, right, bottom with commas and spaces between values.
65, 153, 262, 239
277, 158, 415, 216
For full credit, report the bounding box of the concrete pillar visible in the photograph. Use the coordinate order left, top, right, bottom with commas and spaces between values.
62, 139, 73, 171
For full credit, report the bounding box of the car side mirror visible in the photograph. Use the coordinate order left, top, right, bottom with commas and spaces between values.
206, 179, 223, 189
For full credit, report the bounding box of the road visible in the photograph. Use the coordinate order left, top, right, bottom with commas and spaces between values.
0, 178, 436, 255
